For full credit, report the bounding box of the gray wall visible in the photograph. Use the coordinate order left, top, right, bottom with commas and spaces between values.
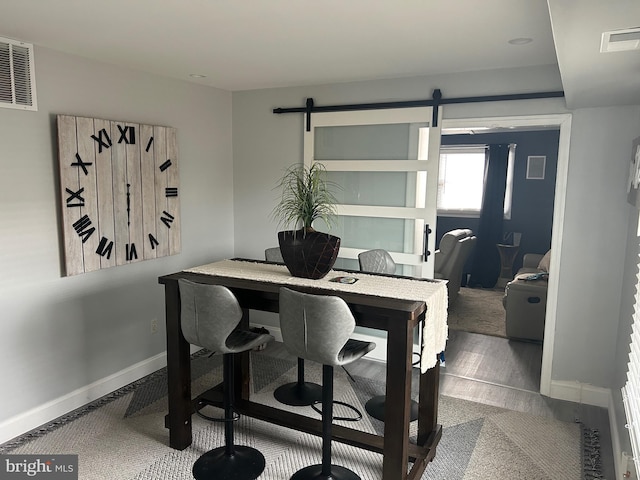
552, 106, 639, 384
231, 68, 640, 446
0, 46, 233, 431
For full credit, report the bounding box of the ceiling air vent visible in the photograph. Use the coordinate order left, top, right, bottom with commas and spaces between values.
601, 27, 640, 53
0, 36, 37, 111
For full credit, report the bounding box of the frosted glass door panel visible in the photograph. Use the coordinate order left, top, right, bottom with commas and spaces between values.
316, 217, 412, 252
327, 171, 413, 207
314, 124, 413, 160
304, 107, 441, 278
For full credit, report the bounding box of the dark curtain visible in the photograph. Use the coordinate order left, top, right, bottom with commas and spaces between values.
468, 144, 510, 288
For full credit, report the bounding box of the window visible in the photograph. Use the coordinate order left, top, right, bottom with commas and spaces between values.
622, 220, 640, 476
437, 145, 515, 218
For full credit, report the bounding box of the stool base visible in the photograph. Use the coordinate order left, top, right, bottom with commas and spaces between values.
290, 464, 361, 480
365, 395, 419, 422
274, 381, 323, 406
193, 445, 265, 480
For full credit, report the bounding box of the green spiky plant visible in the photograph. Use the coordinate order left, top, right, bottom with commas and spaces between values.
272, 162, 340, 233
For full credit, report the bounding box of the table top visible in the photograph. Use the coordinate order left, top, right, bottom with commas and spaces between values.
161, 258, 448, 371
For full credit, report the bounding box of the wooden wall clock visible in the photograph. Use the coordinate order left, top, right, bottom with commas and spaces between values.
57, 115, 181, 276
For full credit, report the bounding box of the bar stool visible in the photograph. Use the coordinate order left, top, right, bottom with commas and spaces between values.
358, 249, 419, 422
178, 279, 274, 480
279, 287, 376, 480
266, 248, 323, 407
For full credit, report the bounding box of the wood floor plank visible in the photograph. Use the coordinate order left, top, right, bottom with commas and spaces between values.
266, 330, 614, 478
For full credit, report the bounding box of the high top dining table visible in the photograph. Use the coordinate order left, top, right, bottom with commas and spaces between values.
159, 259, 448, 480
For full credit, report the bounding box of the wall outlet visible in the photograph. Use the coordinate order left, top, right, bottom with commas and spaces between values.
151, 318, 158, 334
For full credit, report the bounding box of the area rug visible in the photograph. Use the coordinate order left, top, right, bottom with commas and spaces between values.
0, 348, 601, 480
447, 287, 507, 338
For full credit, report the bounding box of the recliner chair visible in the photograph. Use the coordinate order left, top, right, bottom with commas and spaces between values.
502, 251, 549, 342
434, 229, 476, 304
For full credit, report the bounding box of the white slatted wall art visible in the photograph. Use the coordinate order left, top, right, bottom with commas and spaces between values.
622, 250, 640, 474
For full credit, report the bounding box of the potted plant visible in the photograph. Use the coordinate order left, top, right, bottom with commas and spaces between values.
271, 162, 341, 279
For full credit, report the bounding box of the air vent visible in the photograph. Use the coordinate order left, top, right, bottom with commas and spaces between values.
0, 37, 37, 111
601, 27, 640, 53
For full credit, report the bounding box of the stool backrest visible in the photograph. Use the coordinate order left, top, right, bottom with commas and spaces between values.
265, 247, 284, 263
358, 249, 396, 274
279, 287, 355, 366
178, 279, 243, 354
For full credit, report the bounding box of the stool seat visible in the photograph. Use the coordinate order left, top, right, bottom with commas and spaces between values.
338, 338, 375, 363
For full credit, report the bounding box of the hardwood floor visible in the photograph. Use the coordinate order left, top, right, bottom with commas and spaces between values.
315, 329, 615, 478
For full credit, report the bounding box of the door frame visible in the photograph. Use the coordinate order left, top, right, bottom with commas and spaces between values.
441, 113, 572, 396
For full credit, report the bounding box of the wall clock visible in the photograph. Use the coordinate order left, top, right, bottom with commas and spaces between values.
57, 115, 181, 276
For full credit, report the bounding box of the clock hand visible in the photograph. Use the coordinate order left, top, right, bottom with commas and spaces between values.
126, 183, 131, 226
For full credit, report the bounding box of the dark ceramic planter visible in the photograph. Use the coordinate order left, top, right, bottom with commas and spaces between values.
278, 229, 341, 280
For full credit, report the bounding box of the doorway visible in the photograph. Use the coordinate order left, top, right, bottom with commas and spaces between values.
441, 113, 572, 395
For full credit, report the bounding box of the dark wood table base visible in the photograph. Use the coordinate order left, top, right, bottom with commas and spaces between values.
159, 266, 443, 480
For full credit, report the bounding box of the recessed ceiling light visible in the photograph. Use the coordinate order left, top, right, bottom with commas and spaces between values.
508, 37, 533, 45
189, 74, 207, 78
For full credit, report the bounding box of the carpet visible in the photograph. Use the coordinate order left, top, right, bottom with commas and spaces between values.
1, 348, 601, 480
447, 287, 507, 338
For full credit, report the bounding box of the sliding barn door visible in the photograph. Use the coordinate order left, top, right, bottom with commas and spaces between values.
304, 107, 442, 278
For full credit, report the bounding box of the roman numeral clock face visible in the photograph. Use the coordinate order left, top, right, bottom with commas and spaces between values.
57, 115, 181, 275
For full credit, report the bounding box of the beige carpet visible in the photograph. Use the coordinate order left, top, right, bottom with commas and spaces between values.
0, 348, 598, 480
447, 287, 507, 338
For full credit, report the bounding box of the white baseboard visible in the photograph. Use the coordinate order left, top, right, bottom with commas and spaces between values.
0, 346, 199, 445
547, 379, 611, 408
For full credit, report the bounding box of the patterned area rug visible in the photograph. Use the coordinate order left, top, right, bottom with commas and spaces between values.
447, 287, 507, 338
1, 348, 600, 479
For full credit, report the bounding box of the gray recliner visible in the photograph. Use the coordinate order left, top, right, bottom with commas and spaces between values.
502, 251, 549, 342
178, 279, 274, 480
434, 229, 477, 304
279, 287, 375, 480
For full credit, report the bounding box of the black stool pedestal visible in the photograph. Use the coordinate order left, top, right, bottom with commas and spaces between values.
193, 446, 265, 480
365, 395, 419, 422
290, 464, 360, 480
274, 357, 322, 406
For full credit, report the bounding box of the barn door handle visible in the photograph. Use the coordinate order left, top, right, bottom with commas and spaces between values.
423, 225, 432, 259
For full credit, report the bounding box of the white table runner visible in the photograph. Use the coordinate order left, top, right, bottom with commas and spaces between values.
185, 259, 448, 372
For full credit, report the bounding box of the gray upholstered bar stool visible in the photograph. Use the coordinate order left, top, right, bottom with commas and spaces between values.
266, 247, 323, 407
279, 287, 376, 480
358, 249, 419, 422
264, 246, 285, 263
358, 249, 396, 275
178, 279, 274, 480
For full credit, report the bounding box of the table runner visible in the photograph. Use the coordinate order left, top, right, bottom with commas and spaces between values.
184, 259, 448, 372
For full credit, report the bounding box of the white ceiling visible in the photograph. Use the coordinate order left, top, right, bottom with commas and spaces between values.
1, 0, 638, 108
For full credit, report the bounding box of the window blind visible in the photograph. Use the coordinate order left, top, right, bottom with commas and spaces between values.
622, 249, 640, 475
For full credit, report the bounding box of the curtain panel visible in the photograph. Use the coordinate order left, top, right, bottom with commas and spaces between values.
469, 144, 510, 288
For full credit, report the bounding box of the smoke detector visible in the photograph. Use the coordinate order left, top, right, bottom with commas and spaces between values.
601, 27, 640, 53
